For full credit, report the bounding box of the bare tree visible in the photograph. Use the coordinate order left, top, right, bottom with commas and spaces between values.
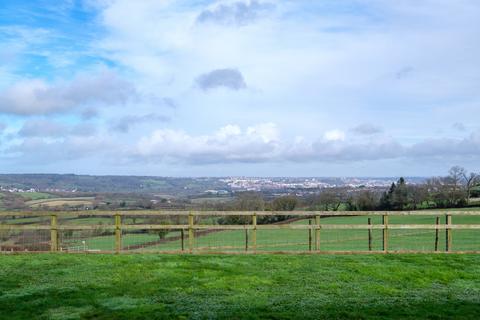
462, 171, 480, 203
315, 188, 347, 211
272, 195, 298, 211
449, 166, 480, 204
427, 174, 467, 208
449, 166, 466, 189
408, 185, 429, 210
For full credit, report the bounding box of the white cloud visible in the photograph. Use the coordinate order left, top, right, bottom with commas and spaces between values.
136, 123, 281, 163
452, 122, 466, 132
0, 69, 135, 115
18, 119, 97, 137
351, 124, 383, 135
7, 135, 115, 162
323, 130, 345, 142
196, 0, 275, 27
18, 119, 68, 137
111, 113, 170, 133
408, 131, 480, 158
4, 121, 480, 170
132, 124, 480, 165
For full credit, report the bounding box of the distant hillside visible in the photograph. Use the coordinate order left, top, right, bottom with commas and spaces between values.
0, 174, 228, 195
0, 174, 427, 195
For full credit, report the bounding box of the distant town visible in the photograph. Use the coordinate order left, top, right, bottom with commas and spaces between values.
220, 177, 421, 192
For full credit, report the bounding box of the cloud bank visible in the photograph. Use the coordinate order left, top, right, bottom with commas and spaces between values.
196, 0, 275, 27
0, 69, 135, 115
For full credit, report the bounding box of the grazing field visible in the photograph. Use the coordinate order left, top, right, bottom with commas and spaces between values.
17, 192, 54, 201
2, 211, 480, 253
0, 254, 480, 319
58, 215, 480, 252
26, 197, 95, 208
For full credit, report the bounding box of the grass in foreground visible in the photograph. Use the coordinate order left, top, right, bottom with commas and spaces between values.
1, 254, 480, 319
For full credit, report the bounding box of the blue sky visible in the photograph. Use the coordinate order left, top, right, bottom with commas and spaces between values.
0, 0, 479, 177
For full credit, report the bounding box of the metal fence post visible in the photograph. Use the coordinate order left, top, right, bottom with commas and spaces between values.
435, 216, 440, 252
315, 215, 320, 251
50, 214, 58, 252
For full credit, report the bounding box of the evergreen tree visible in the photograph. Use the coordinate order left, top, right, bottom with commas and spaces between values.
379, 182, 396, 209
392, 177, 408, 210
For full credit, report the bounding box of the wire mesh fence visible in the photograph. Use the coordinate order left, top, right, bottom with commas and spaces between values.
1, 210, 479, 253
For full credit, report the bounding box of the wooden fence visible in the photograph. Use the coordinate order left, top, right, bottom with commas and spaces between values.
1, 210, 480, 254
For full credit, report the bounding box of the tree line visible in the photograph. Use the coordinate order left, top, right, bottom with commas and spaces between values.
210, 166, 480, 214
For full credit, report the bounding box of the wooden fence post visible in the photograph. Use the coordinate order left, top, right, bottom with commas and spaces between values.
114, 214, 122, 253
308, 219, 312, 251
188, 212, 194, 253
446, 214, 452, 252
382, 215, 389, 252
252, 213, 257, 253
315, 215, 320, 251
435, 217, 439, 252
50, 214, 58, 252
368, 218, 372, 251
245, 229, 249, 252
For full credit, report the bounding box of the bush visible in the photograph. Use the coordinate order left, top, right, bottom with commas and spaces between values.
147, 218, 172, 239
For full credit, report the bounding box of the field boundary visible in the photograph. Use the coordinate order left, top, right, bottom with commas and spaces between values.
1, 210, 479, 254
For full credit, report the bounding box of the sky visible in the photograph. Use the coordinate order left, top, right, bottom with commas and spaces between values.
0, 0, 479, 177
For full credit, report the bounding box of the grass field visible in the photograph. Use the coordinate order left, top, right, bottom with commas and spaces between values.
51, 215, 480, 253
0, 254, 479, 319
17, 192, 54, 201
26, 197, 95, 208
2, 213, 480, 253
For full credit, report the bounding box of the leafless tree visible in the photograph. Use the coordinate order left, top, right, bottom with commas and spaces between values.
462, 171, 480, 203
449, 166, 480, 204
426, 175, 467, 208
354, 190, 378, 211
408, 185, 429, 210
315, 188, 347, 211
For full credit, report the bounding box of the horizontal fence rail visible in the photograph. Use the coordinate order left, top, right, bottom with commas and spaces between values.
1, 210, 480, 254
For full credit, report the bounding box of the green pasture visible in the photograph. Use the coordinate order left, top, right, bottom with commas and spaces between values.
17, 192, 54, 201
25, 197, 95, 208
43, 214, 480, 253
1, 254, 480, 319
1, 210, 480, 252
143, 215, 480, 252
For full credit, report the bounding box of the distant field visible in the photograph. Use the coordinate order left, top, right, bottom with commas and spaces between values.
190, 196, 234, 204
26, 197, 95, 208
470, 198, 480, 205
1, 254, 480, 319
17, 192, 54, 201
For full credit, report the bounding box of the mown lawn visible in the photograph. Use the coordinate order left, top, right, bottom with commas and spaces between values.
0, 254, 480, 319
